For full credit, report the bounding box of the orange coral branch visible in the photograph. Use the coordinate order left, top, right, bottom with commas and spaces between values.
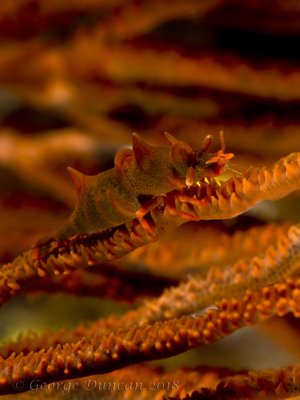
95, 0, 222, 40
119, 222, 290, 278
167, 152, 300, 221
26, 265, 173, 301
1, 274, 300, 394
179, 365, 300, 400
1, 39, 300, 100
1, 222, 300, 366
120, 224, 300, 325
0, 364, 233, 399
0, 151, 300, 308
0, 2, 300, 399
0, 0, 220, 40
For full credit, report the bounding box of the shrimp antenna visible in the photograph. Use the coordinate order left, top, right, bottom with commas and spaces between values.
219, 130, 225, 153
200, 134, 213, 153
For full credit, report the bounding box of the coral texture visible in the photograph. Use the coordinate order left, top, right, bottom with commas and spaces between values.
0, 1, 300, 399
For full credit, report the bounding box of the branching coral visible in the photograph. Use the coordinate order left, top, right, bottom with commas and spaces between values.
1, 1, 300, 399
0, 150, 299, 308
0, 142, 299, 397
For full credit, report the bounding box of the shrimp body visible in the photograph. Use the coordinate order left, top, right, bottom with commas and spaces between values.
55, 132, 233, 240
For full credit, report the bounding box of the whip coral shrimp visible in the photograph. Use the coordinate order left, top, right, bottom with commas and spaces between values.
52, 131, 233, 240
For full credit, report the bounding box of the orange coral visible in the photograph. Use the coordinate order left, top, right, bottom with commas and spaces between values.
1, 1, 300, 399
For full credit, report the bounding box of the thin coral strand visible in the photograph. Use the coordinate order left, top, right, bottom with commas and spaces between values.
178, 364, 300, 400
118, 223, 290, 278
1, 39, 300, 100
0, 152, 300, 308
1, 275, 300, 394
1, 222, 300, 368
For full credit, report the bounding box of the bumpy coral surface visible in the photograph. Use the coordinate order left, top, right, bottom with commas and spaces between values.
0, 1, 300, 399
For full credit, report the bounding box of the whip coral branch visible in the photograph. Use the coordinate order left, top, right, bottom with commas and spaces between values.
117, 224, 300, 326
119, 223, 291, 278
1, 222, 300, 364
0, 364, 232, 399
1, 274, 300, 394
1, 40, 300, 101
1, 2, 300, 399
166, 152, 300, 221
0, 151, 300, 308
0, 0, 221, 40
179, 364, 300, 400
95, 0, 222, 40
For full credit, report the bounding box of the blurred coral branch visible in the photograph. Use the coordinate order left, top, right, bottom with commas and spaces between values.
0, 0, 300, 399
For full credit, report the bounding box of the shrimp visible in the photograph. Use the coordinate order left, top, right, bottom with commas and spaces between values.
51, 131, 233, 241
